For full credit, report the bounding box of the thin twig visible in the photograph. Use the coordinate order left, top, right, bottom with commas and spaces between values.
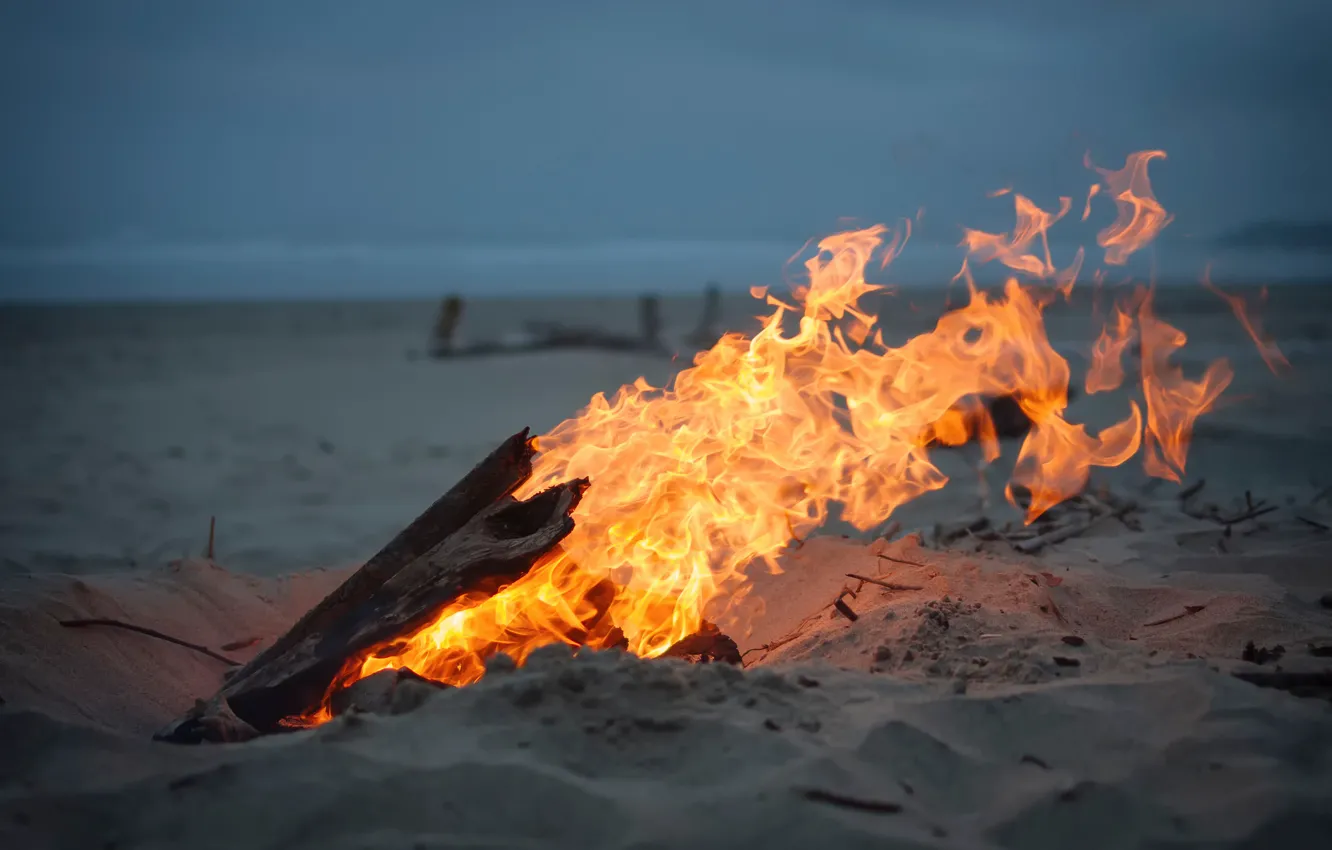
1141, 604, 1207, 628
1178, 479, 1207, 502
206, 515, 216, 560
1013, 519, 1092, 554
58, 618, 241, 665
799, 788, 903, 814
876, 553, 927, 568
1220, 504, 1279, 525
846, 573, 924, 592
1297, 515, 1330, 532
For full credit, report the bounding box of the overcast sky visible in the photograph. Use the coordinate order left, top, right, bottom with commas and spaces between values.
1, 1, 1329, 296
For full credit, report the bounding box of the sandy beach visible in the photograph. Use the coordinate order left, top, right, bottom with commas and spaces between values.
3, 284, 1332, 848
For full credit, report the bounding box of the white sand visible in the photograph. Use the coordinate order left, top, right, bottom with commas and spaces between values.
3, 295, 1332, 847
3, 498, 1331, 848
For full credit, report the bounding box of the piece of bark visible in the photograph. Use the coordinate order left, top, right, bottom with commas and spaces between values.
227, 429, 537, 696
201, 479, 586, 735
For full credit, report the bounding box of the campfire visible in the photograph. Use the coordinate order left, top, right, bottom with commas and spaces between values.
162, 150, 1280, 743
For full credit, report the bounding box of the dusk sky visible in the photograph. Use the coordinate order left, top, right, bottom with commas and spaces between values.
2, 0, 1330, 297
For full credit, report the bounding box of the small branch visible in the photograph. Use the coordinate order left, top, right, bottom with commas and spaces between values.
833, 596, 859, 622
799, 788, 903, 815
59, 618, 240, 666
1013, 519, 1091, 555
876, 553, 927, 568
846, 573, 924, 592
1219, 504, 1278, 525
206, 515, 216, 561
1014, 491, 1139, 555
1297, 515, 1330, 532
1178, 479, 1207, 502
1141, 604, 1207, 628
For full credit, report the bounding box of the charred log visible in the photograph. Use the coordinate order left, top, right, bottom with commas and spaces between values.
159, 431, 583, 742
219, 480, 586, 734
229, 429, 537, 690
661, 621, 742, 665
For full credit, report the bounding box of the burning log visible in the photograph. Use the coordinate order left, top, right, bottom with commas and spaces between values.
231, 429, 538, 685
158, 431, 585, 742
661, 621, 742, 665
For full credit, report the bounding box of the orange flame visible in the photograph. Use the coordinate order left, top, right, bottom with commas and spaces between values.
1086, 150, 1173, 265
1138, 287, 1234, 482
1201, 270, 1290, 375
1086, 297, 1137, 395
961, 193, 1073, 282
309, 149, 1255, 713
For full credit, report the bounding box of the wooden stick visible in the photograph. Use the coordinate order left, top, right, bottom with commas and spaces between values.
216, 479, 587, 734
800, 788, 903, 814
845, 573, 924, 592
833, 597, 859, 622
1013, 518, 1091, 554
1141, 604, 1207, 628
876, 553, 927, 568
1220, 504, 1279, 525
206, 516, 215, 561
227, 429, 538, 693
59, 618, 240, 666
1297, 515, 1330, 532
1178, 479, 1207, 502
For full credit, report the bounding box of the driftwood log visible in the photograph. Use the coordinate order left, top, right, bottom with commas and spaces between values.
158, 430, 585, 741
230, 428, 538, 688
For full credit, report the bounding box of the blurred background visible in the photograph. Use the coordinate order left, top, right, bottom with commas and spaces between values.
2, 1, 1330, 574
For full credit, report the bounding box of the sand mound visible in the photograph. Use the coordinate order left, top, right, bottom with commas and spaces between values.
2, 525, 1332, 848
3, 645, 1331, 849
735, 535, 1332, 695
0, 559, 348, 735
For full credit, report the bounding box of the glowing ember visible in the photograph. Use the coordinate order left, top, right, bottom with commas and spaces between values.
329, 150, 1275, 702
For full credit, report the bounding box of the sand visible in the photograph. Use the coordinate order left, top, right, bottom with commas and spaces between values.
3, 291, 1332, 848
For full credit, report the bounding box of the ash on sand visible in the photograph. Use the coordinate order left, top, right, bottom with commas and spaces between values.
4, 502, 1332, 850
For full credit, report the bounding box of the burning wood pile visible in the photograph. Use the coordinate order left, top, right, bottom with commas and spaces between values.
159, 149, 1287, 743
159, 430, 739, 743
